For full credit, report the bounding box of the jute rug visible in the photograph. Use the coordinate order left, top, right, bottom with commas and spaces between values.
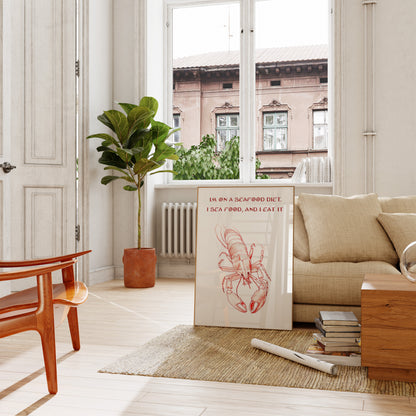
99, 325, 416, 396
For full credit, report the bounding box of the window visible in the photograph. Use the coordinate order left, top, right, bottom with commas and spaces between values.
312, 109, 328, 149
167, 0, 329, 182
172, 114, 181, 144
263, 112, 288, 150
216, 114, 239, 151
170, 2, 240, 180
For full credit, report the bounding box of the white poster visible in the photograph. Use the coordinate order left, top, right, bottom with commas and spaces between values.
194, 186, 294, 330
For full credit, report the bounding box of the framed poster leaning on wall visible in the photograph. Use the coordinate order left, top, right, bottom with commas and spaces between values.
194, 186, 294, 330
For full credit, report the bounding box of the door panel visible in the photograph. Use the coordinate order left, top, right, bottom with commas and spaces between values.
24, 0, 64, 165
24, 187, 64, 259
2, 0, 77, 291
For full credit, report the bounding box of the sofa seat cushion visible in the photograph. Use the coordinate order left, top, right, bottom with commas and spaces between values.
377, 213, 416, 258
293, 257, 400, 305
298, 193, 398, 265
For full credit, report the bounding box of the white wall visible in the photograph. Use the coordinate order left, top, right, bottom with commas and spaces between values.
333, 0, 416, 196
374, 0, 416, 195
87, 0, 115, 284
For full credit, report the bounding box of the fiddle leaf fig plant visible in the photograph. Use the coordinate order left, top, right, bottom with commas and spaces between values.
87, 96, 179, 249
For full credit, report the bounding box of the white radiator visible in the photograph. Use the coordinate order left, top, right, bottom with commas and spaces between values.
161, 202, 197, 259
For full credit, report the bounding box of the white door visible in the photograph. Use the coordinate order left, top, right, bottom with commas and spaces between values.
1, 0, 77, 290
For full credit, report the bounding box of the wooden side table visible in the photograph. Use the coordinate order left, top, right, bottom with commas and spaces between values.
361, 274, 416, 382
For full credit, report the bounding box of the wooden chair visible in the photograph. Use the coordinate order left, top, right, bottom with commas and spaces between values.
0, 250, 91, 394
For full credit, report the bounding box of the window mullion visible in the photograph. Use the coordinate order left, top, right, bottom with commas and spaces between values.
239, 0, 256, 183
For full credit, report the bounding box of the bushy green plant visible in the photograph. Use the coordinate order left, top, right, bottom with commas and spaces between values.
87, 96, 179, 248
173, 135, 220, 180
173, 135, 269, 180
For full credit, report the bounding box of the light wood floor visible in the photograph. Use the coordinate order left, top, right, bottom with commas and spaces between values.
0, 278, 415, 416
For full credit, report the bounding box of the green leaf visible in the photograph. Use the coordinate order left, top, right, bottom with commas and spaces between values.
103, 110, 129, 143
120, 175, 136, 183
98, 151, 127, 169
127, 107, 155, 138
150, 169, 176, 175
150, 121, 170, 144
118, 102, 137, 115
103, 166, 130, 176
133, 158, 162, 175
101, 139, 117, 147
125, 128, 148, 149
116, 148, 133, 163
140, 137, 153, 159
130, 147, 144, 156
165, 127, 181, 141
152, 142, 178, 162
167, 154, 179, 161
123, 185, 138, 191
96, 145, 114, 153
101, 175, 121, 185
97, 113, 115, 132
87, 133, 116, 143
139, 96, 158, 114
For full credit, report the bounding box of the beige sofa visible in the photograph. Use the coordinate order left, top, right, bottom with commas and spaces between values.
293, 193, 416, 323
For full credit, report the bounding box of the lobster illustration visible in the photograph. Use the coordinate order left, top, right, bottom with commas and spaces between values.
216, 225, 271, 314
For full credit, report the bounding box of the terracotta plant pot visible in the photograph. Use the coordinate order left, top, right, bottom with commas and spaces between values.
123, 248, 156, 288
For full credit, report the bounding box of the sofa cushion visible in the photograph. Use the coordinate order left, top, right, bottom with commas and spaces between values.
298, 193, 398, 264
377, 213, 416, 258
380, 195, 416, 213
293, 257, 401, 305
293, 199, 310, 261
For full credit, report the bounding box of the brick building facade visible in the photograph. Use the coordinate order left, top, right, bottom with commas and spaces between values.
173, 44, 328, 178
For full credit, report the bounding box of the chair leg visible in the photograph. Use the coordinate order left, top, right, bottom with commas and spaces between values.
37, 273, 58, 394
39, 328, 58, 394
67, 307, 81, 351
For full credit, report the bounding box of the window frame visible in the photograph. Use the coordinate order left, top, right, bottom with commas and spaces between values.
172, 113, 181, 144
216, 113, 240, 151
312, 109, 328, 150
164, 0, 332, 186
263, 111, 288, 151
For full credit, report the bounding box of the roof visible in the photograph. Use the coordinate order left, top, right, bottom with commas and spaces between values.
173, 44, 328, 69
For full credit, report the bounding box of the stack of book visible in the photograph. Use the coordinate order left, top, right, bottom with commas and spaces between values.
305, 311, 361, 366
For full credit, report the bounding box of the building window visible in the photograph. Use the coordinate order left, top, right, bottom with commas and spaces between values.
263, 112, 288, 151
216, 114, 239, 151
172, 114, 181, 143
313, 109, 328, 149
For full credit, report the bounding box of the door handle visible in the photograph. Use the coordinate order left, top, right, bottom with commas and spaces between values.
0, 162, 16, 173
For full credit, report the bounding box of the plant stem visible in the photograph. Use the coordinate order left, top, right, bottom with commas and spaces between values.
137, 184, 141, 249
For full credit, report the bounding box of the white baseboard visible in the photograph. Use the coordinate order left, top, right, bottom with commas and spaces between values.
87, 266, 115, 286
157, 258, 195, 279
91, 260, 196, 282
114, 265, 124, 280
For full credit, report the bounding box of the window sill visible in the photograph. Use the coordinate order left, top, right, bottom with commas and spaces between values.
256, 149, 328, 155
155, 181, 333, 190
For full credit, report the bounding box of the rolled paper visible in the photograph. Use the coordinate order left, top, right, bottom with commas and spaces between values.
251, 338, 338, 376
